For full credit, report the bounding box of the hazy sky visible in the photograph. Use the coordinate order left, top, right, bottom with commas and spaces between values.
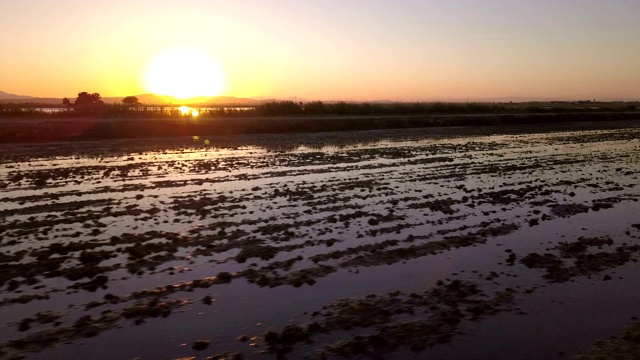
1, 0, 639, 100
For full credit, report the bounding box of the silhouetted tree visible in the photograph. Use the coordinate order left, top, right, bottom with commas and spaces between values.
75, 92, 103, 106
122, 96, 140, 106
62, 97, 71, 106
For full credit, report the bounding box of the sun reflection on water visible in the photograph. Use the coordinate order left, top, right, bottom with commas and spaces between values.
179, 106, 199, 116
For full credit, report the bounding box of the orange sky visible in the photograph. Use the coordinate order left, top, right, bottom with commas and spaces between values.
1, 1, 639, 101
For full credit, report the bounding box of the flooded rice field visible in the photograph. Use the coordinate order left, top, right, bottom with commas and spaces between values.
1, 123, 640, 360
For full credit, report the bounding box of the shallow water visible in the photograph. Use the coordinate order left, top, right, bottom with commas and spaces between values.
1, 124, 640, 359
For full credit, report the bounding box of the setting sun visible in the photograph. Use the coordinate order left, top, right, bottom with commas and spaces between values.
144, 47, 225, 99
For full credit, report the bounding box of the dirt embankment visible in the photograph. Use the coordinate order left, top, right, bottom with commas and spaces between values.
1, 112, 639, 144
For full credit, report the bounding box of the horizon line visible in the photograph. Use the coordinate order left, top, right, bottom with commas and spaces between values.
1, 90, 639, 104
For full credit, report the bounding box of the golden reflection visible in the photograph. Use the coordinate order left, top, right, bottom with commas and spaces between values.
179, 106, 199, 117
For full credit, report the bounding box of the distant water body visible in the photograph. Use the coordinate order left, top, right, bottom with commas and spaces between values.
18, 106, 254, 113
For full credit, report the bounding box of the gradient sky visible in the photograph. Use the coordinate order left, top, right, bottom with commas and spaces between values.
1, 0, 639, 101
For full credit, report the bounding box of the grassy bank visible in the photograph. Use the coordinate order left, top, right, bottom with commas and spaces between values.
1, 111, 639, 144
2, 100, 639, 118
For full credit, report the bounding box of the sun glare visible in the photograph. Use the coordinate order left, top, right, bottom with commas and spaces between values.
145, 47, 225, 99
178, 106, 199, 116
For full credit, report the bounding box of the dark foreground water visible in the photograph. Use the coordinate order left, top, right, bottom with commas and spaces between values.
1, 122, 640, 359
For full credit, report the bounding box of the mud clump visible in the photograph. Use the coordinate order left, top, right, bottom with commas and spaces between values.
216, 272, 233, 283
5, 312, 120, 353
407, 198, 458, 215
549, 203, 590, 217
263, 324, 311, 355
235, 245, 284, 263
193, 339, 210, 350
520, 236, 637, 282
16, 310, 64, 331
71, 274, 109, 292
574, 322, 640, 359
121, 298, 179, 321
256, 280, 515, 357
557, 237, 613, 257
206, 352, 243, 360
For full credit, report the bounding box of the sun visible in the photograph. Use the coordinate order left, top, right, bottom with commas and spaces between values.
144, 47, 225, 99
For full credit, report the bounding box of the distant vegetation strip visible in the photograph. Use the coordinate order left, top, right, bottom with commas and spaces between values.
1, 111, 639, 144
0, 100, 639, 118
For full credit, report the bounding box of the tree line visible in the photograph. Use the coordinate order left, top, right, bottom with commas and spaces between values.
1, 92, 638, 118
62, 93, 140, 107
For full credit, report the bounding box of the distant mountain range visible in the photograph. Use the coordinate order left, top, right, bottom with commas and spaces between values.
0, 91, 264, 105
0, 91, 32, 100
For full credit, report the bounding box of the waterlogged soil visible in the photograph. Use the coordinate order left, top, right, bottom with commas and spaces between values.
1, 123, 640, 359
